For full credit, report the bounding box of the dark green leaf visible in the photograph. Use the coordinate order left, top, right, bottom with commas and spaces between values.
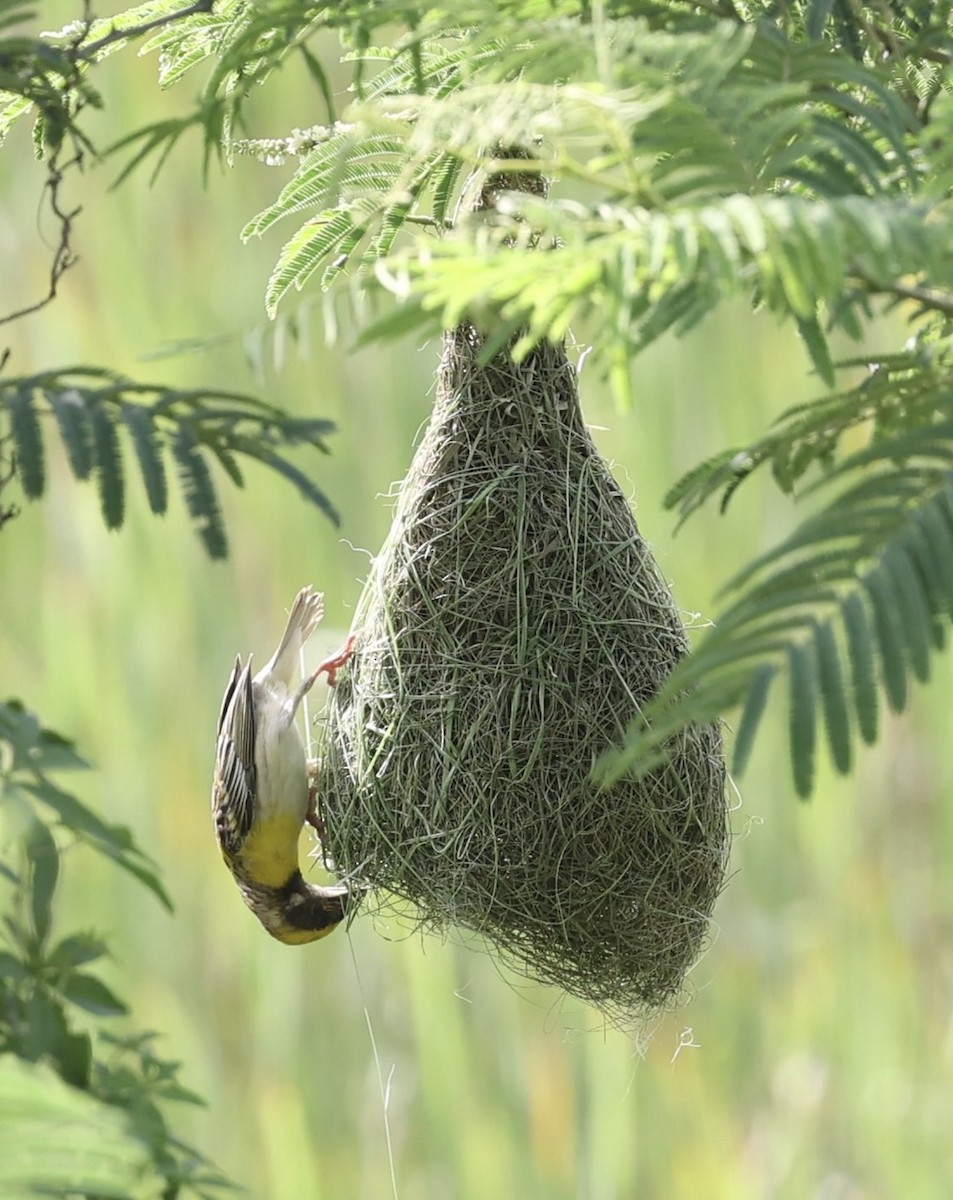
788, 640, 817, 799
795, 314, 836, 388
53, 1030, 92, 1089
235, 444, 340, 526
912, 499, 953, 616
806, 0, 835, 40
171, 422, 228, 559
59, 972, 128, 1017
46, 388, 94, 480
863, 567, 908, 712
5, 386, 44, 498
839, 592, 878, 744
90, 840, 173, 912
121, 403, 168, 514
90, 402, 125, 530
0, 700, 90, 772
48, 933, 107, 970
0, 950, 29, 982
299, 43, 336, 123
0, 699, 43, 771
31, 726, 90, 772
813, 619, 852, 774
730, 663, 775, 776
207, 443, 244, 489
18, 779, 173, 911
25, 820, 58, 948
22, 987, 68, 1061
883, 545, 932, 682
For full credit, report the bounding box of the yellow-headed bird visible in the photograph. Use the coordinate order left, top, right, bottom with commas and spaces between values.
211, 585, 356, 944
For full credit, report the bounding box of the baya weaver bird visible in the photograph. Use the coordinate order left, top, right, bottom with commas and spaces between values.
211, 585, 357, 944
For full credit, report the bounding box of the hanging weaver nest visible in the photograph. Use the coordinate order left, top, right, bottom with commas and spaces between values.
315, 320, 729, 1023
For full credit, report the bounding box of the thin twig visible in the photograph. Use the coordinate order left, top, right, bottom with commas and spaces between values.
77, 0, 215, 60
0, 149, 81, 327
853, 265, 953, 319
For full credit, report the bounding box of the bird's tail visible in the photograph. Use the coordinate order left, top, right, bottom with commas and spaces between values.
263, 585, 325, 685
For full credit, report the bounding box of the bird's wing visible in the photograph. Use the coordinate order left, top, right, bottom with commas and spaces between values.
212, 656, 257, 857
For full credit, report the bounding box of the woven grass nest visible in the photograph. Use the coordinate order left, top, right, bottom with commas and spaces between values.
316, 323, 729, 1023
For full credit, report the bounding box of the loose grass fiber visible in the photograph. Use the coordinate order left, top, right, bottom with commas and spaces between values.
317, 325, 729, 1023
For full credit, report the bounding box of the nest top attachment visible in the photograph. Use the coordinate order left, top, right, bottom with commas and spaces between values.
318, 325, 728, 1024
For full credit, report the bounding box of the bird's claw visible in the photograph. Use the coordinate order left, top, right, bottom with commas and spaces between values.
305, 788, 327, 840
308, 633, 357, 689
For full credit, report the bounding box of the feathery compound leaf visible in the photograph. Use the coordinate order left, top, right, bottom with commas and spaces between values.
89, 403, 125, 530
601, 416, 953, 794
5, 387, 44, 498
242, 133, 360, 239
120, 403, 168, 514
45, 388, 93, 481
170, 422, 227, 559
430, 153, 465, 226
264, 209, 363, 316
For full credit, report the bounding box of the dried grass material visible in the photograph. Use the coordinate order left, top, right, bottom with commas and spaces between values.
317, 324, 729, 1022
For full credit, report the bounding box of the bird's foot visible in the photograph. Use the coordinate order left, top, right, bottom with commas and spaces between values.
308, 633, 357, 689
305, 787, 326, 840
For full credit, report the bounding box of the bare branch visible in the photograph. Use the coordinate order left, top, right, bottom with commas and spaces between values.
853, 266, 953, 320
0, 150, 81, 327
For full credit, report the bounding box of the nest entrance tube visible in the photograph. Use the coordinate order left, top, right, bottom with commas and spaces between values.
318, 325, 729, 1024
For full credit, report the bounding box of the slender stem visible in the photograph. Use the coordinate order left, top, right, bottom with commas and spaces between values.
853, 266, 953, 320
77, 0, 215, 60
0, 152, 81, 327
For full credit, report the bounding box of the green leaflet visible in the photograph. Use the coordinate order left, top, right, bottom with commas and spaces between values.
46, 388, 94, 481
730, 663, 775, 777
813, 619, 852, 775
788, 640, 817, 799
5, 387, 44, 499
120, 402, 168, 515
89, 402, 125, 531
170, 422, 227, 560
841, 590, 879, 746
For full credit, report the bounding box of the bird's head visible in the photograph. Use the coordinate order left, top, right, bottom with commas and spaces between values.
235, 869, 353, 945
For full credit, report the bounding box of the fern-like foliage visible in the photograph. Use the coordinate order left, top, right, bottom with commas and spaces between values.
596, 340, 953, 795
0, 369, 337, 558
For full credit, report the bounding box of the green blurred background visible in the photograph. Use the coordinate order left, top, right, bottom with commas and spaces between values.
2, 9, 952, 1198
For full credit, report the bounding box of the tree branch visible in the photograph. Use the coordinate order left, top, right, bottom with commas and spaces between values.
853, 266, 953, 320
77, 0, 215, 61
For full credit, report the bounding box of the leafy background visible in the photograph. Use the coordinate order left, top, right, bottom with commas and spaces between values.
2, 2, 952, 1196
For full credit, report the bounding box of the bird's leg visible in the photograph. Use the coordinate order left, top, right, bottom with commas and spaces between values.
305, 760, 326, 838
305, 633, 357, 689
288, 634, 356, 716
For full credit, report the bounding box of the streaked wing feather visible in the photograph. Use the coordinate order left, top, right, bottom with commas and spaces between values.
213, 657, 257, 856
